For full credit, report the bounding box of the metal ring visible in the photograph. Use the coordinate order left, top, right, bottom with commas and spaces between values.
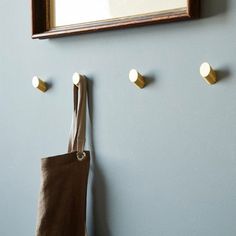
76, 152, 86, 161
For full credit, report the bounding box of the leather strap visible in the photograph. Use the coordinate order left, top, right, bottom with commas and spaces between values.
68, 76, 87, 153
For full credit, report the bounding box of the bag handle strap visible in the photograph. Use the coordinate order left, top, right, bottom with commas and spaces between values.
68, 76, 87, 153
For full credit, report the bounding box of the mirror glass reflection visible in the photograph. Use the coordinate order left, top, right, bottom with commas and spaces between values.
50, 0, 187, 28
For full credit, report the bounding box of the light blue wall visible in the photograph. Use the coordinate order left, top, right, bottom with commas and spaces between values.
0, 0, 236, 235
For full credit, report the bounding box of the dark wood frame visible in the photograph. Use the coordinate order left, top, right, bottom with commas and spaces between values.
32, 0, 200, 39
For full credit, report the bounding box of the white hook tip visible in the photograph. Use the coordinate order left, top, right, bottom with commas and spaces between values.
72, 72, 83, 86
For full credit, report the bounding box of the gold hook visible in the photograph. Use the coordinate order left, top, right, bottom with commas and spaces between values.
129, 69, 145, 89
200, 63, 217, 85
72, 72, 84, 87
32, 76, 48, 92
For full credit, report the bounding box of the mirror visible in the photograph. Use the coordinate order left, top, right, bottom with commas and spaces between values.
31, 0, 200, 39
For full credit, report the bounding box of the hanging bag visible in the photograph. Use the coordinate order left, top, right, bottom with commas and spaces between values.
35, 77, 90, 236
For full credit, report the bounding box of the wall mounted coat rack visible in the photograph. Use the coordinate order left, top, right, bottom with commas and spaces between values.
31, 61, 221, 93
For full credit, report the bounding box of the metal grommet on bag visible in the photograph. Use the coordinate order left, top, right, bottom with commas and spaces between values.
76, 152, 86, 161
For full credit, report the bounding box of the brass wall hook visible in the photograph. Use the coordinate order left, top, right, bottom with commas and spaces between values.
32, 76, 48, 92
72, 72, 84, 86
200, 62, 217, 85
129, 69, 145, 89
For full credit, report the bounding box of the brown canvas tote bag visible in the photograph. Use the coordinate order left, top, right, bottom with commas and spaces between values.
35, 77, 90, 236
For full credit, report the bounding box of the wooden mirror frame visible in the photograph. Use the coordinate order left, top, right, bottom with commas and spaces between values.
31, 0, 200, 39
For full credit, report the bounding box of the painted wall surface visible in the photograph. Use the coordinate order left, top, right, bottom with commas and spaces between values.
0, 0, 236, 235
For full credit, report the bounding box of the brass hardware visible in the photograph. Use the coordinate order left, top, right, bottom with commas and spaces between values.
32, 76, 48, 92
76, 152, 86, 161
129, 69, 145, 89
72, 72, 84, 86
200, 63, 217, 85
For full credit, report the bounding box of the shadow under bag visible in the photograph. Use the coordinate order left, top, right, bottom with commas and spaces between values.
35, 77, 90, 236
